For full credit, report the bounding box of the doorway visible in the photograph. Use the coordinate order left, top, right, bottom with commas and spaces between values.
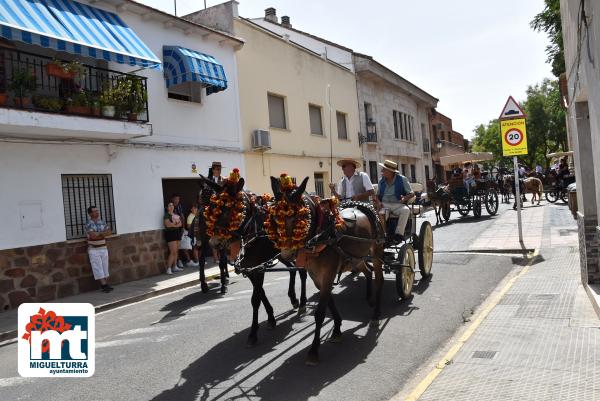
161, 178, 205, 217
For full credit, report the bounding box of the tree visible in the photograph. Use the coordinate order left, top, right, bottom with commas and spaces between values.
471, 120, 510, 168
531, 0, 565, 77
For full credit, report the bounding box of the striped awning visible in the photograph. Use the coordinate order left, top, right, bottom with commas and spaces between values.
163, 46, 227, 95
0, 0, 161, 68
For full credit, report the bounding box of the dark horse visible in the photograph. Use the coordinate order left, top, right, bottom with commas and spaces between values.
199, 175, 308, 347
238, 176, 385, 365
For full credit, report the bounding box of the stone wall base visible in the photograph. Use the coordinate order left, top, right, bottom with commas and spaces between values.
577, 212, 599, 284
0, 230, 167, 312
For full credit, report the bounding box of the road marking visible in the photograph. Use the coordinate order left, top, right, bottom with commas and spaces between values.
234, 289, 253, 295
117, 326, 164, 337
213, 296, 247, 303
0, 377, 31, 388
402, 249, 540, 401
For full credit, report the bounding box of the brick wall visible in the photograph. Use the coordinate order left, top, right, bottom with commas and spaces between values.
577, 212, 599, 284
0, 229, 167, 312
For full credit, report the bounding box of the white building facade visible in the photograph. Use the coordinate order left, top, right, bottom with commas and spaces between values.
0, 0, 244, 310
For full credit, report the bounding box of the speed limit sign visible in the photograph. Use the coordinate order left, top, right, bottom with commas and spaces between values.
500, 118, 527, 156
505, 128, 523, 146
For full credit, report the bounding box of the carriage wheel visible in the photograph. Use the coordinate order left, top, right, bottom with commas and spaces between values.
485, 190, 499, 215
264, 259, 278, 268
418, 221, 433, 277
441, 201, 451, 221
473, 199, 482, 218
395, 244, 415, 300
545, 190, 559, 203
456, 200, 471, 216
559, 190, 568, 204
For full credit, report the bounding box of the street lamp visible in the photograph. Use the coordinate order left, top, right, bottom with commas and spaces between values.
436, 139, 443, 151
366, 119, 376, 142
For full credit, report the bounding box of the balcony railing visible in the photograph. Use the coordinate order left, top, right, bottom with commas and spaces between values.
358, 131, 377, 145
0, 48, 149, 123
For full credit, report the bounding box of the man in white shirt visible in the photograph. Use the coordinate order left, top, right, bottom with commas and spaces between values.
328, 158, 374, 201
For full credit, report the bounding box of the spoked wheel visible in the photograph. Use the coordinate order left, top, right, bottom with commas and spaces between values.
559, 190, 568, 204
441, 201, 451, 222
473, 199, 482, 218
264, 259, 278, 268
456, 200, 471, 216
485, 190, 499, 215
395, 243, 415, 300
417, 221, 433, 277
545, 190, 559, 203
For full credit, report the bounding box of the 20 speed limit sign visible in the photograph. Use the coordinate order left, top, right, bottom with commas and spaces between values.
500, 118, 527, 156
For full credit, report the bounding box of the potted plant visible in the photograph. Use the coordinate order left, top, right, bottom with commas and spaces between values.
33, 96, 62, 112
65, 89, 90, 115
9, 67, 36, 108
123, 76, 147, 121
100, 85, 117, 118
89, 92, 101, 117
45, 60, 86, 80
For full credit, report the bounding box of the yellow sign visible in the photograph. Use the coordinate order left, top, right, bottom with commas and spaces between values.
500, 118, 528, 156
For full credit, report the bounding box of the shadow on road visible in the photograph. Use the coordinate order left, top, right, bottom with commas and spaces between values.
150, 272, 424, 400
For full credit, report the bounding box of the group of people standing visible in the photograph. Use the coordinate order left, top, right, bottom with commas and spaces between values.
163, 161, 230, 294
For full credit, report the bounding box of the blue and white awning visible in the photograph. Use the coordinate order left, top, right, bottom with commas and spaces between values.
0, 0, 161, 68
163, 46, 227, 95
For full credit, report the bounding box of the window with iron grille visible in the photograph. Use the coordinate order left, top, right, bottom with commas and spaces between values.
61, 174, 116, 240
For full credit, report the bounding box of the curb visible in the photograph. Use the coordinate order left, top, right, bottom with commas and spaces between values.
585, 283, 600, 320
0, 268, 232, 344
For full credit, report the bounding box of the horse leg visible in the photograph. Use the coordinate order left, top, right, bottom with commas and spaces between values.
247, 272, 264, 347
306, 287, 330, 365
287, 270, 299, 309
370, 263, 384, 327
364, 267, 373, 307
218, 250, 228, 294
260, 283, 276, 329
298, 268, 308, 314
327, 296, 343, 343
198, 242, 209, 293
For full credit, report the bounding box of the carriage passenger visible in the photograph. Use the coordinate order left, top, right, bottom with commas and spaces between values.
373, 160, 415, 242
328, 158, 374, 202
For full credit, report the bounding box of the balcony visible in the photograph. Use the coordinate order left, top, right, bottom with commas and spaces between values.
359, 120, 378, 144
0, 48, 151, 140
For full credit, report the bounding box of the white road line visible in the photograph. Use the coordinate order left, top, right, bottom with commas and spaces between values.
0, 377, 32, 388
117, 326, 164, 337
234, 289, 253, 295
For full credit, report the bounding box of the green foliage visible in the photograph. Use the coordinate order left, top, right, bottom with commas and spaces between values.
531, 0, 565, 76
472, 78, 567, 168
33, 96, 62, 112
9, 68, 37, 96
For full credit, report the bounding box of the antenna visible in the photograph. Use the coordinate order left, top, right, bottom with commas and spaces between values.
173, 0, 177, 16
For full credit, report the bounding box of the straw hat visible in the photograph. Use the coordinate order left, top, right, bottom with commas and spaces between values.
210, 161, 223, 168
336, 158, 361, 168
378, 160, 399, 173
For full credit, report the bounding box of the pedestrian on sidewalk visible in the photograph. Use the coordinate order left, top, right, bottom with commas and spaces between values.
164, 202, 183, 275
85, 206, 113, 293
185, 204, 200, 268
171, 194, 191, 268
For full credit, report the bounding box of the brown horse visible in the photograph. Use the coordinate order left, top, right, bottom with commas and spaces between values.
504, 176, 543, 207
267, 176, 385, 365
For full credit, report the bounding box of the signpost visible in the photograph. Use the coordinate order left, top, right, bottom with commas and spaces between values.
499, 96, 528, 246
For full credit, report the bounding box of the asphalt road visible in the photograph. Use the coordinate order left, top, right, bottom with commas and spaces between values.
0, 204, 518, 401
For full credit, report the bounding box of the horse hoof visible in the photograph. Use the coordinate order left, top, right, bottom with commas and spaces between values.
369, 319, 380, 328
329, 333, 342, 343
291, 300, 300, 310
297, 306, 307, 315
305, 353, 319, 366
266, 319, 276, 330
246, 336, 258, 348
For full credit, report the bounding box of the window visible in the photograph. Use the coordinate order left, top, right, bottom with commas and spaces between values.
393, 110, 399, 139
409, 116, 414, 141
62, 174, 116, 240
336, 111, 348, 139
268, 93, 287, 129
401, 164, 407, 176
425, 165, 430, 180
314, 173, 325, 198
369, 161, 378, 184
410, 165, 416, 182
403, 114, 408, 140
309, 104, 323, 135
364, 102, 373, 132
168, 82, 202, 103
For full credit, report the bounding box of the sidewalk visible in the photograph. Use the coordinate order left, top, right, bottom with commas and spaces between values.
0, 264, 229, 343
403, 204, 600, 401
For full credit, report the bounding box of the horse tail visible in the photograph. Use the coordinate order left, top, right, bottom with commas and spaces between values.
536, 177, 543, 194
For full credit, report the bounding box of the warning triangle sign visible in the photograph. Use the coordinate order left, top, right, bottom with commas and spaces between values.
499, 96, 526, 120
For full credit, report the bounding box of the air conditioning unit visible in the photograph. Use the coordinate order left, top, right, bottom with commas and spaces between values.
252, 129, 271, 151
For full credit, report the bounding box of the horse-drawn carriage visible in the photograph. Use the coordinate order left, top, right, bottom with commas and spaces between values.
437, 152, 500, 220
377, 183, 433, 300
543, 151, 575, 203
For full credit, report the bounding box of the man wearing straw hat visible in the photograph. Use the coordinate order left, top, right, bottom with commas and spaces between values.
328, 158, 374, 202
374, 160, 414, 242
